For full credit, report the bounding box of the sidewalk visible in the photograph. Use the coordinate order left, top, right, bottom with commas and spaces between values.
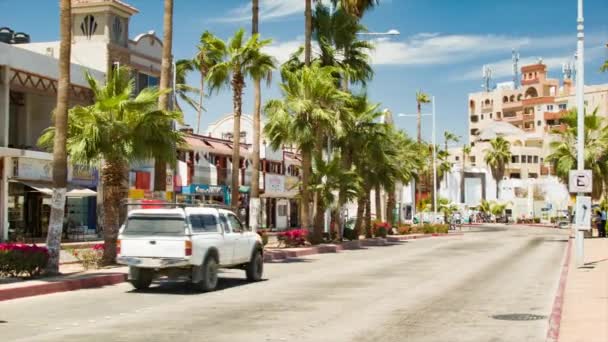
0, 265, 128, 302
558, 238, 608, 342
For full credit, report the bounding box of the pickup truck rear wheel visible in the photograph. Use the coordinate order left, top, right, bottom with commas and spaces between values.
192, 256, 218, 292
129, 268, 153, 290
246, 250, 263, 282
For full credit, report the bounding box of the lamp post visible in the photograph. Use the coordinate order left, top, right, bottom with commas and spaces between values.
398, 96, 437, 223
575, 0, 585, 268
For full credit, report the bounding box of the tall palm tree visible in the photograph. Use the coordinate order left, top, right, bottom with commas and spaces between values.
443, 131, 459, 154
173, 58, 199, 114
193, 31, 226, 134
601, 59, 608, 72
332, 0, 380, 17
264, 63, 349, 240
546, 108, 608, 199
45, 0, 71, 274
207, 29, 272, 211
415, 90, 431, 143
249, 1, 276, 231
461, 144, 471, 203
154, 0, 174, 193
39, 67, 184, 264
484, 136, 512, 199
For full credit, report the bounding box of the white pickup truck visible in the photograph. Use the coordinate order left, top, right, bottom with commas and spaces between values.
116, 206, 264, 291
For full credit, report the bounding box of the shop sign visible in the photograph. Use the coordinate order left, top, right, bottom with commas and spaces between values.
193, 184, 226, 196
16, 158, 52, 181
71, 165, 98, 187
285, 176, 299, 191
265, 174, 285, 193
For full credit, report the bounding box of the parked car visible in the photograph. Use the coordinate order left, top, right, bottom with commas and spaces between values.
117, 206, 264, 291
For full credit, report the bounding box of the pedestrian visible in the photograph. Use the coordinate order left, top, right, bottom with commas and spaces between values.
600, 208, 607, 238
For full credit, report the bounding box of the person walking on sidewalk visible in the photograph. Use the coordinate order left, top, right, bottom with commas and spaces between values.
600, 209, 607, 238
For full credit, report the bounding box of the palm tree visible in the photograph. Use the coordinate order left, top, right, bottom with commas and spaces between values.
601, 59, 608, 72
477, 199, 492, 217
415, 90, 431, 143
484, 136, 512, 199
193, 31, 227, 134
38, 67, 184, 264
173, 59, 199, 114
443, 131, 459, 154
461, 144, 471, 203
546, 108, 608, 199
154, 0, 174, 192
207, 29, 272, 211
264, 63, 349, 240
331, 0, 380, 17
45, 0, 72, 274
438, 198, 459, 223
490, 202, 508, 222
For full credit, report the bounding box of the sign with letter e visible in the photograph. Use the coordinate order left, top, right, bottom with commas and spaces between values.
569, 170, 592, 193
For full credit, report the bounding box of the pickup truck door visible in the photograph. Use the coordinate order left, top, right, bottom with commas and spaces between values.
226, 213, 250, 263
218, 214, 238, 265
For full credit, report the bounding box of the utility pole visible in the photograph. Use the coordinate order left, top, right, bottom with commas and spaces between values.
432, 96, 437, 223
575, 0, 585, 268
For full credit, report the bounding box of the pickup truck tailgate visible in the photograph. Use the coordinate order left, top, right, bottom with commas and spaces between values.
121, 236, 187, 258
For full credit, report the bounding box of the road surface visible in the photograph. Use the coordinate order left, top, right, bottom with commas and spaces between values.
1, 225, 568, 342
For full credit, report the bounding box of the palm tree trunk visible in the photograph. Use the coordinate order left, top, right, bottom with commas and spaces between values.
101, 160, 127, 265
417, 102, 422, 143
231, 76, 244, 211
301, 149, 312, 230
155, 0, 174, 192
387, 188, 396, 227
375, 185, 382, 222
196, 73, 204, 134
304, 0, 312, 66
461, 152, 466, 203
249, 0, 261, 231
336, 152, 351, 240
365, 186, 372, 238
354, 192, 365, 238
46, 0, 71, 274
252, 0, 259, 34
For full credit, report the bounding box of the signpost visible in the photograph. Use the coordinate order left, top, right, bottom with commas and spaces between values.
569, 170, 592, 193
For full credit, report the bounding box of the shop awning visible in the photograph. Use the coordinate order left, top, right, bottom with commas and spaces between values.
21, 182, 97, 197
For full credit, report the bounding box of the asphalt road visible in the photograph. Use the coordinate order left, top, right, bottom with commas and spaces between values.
1, 225, 568, 342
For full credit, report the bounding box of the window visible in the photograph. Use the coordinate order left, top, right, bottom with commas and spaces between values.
455, 156, 460, 161
533, 156, 539, 163
511, 173, 521, 179
559, 103, 567, 110
527, 155, 533, 163
521, 155, 527, 163
190, 214, 219, 233
80, 15, 98, 39
497, 112, 502, 119
537, 120, 542, 126
124, 216, 186, 236
529, 173, 538, 179
226, 214, 244, 233
547, 105, 554, 111
469, 156, 476, 163
490, 113, 493, 119
219, 214, 230, 233
136, 72, 159, 94
480, 114, 484, 120
511, 155, 519, 163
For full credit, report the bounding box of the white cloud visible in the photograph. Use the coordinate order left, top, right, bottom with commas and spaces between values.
215, 0, 307, 23
263, 39, 305, 63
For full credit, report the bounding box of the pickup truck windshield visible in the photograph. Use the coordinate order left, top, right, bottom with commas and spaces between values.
124, 215, 186, 236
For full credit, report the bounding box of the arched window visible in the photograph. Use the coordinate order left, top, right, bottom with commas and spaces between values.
469, 100, 476, 114
484, 99, 490, 106
503, 96, 508, 103
517, 94, 523, 101
509, 95, 515, 102
525, 87, 538, 98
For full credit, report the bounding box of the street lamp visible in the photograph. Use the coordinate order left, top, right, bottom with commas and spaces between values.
398, 96, 437, 224
574, 0, 585, 268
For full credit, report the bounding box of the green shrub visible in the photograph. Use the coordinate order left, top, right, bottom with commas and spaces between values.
0, 243, 49, 277
70, 244, 104, 270
372, 222, 390, 238
533, 217, 541, 224
398, 225, 411, 235
434, 224, 449, 234
422, 224, 435, 234
343, 227, 359, 241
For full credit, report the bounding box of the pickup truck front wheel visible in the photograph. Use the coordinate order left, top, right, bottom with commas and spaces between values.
192, 256, 218, 292
129, 268, 154, 290
246, 250, 263, 282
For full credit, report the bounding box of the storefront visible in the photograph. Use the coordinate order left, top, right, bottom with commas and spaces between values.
6, 157, 98, 241
181, 184, 230, 205
261, 174, 297, 230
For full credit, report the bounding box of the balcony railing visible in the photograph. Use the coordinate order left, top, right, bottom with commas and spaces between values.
545, 124, 567, 133
522, 96, 554, 106
543, 110, 567, 121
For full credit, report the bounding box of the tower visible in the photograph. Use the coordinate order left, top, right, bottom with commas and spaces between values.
71, 0, 138, 47
482, 65, 493, 92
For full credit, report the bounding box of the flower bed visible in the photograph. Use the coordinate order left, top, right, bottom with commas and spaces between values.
0, 243, 49, 278
277, 229, 308, 247
69, 243, 104, 270
372, 221, 390, 238
396, 224, 448, 235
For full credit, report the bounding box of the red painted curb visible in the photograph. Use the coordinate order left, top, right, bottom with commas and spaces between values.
0, 273, 127, 302
546, 237, 573, 342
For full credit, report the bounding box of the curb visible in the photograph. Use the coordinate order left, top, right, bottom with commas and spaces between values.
0, 273, 127, 302
546, 236, 573, 342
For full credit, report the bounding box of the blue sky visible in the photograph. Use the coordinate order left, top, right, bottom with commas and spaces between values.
2, 0, 607, 143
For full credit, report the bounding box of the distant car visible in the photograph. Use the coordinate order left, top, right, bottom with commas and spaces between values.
117, 206, 264, 292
